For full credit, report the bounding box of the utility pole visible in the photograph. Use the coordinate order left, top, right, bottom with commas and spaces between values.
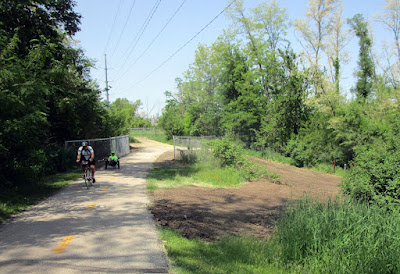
104, 54, 109, 103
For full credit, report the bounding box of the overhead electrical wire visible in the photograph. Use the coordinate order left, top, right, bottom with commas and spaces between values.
103, 0, 124, 54
115, 0, 187, 81
115, 0, 162, 77
110, 0, 137, 58
130, 0, 237, 88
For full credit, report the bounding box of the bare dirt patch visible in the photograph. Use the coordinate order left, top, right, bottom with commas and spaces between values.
149, 148, 342, 242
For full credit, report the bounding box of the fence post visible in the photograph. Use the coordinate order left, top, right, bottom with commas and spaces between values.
173, 136, 176, 160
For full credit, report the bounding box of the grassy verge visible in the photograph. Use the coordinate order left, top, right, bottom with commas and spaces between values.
244, 148, 294, 166
309, 162, 348, 177
147, 164, 248, 191
159, 227, 286, 274
0, 170, 81, 223
137, 131, 346, 177
244, 148, 348, 177
159, 197, 400, 273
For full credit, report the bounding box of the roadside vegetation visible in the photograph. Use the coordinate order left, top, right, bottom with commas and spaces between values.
149, 0, 400, 268
149, 139, 400, 273
159, 197, 400, 273
147, 139, 278, 191
0, 1, 151, 219
0, 170, 81, 223
3, 0, 400, 272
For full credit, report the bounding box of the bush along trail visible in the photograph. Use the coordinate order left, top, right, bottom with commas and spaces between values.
144, 136, 400, 273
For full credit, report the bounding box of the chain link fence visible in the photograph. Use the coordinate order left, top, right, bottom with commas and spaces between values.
173, 136, 220, 161
65, 135, 130, 162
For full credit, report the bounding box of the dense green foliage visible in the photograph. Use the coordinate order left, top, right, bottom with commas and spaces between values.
0, 1, 149, 197
157, 0, 400, 206
348, 14, 376, 99
206, 138, 274, 180
109, 98, 152, 135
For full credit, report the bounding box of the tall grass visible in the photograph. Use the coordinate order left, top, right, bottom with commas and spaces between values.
159, 196, 400, 273
274, 197, 400, 273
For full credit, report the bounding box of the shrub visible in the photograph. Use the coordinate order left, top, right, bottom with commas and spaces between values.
342, 136, 400, 206
207, 139, 271, 180
207, 138, 245, 167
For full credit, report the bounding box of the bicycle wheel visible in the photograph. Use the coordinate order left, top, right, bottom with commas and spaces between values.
87, 167, 93, 187
84, 167, 91, 188
84, 171, 88, 188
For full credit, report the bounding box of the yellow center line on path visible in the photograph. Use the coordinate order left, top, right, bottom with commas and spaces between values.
53, 235, 75, 253
102, 187, 108, 192
87, 203, 96, 210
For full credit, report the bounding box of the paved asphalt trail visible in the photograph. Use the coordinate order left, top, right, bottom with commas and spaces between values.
0, 139, 172, 273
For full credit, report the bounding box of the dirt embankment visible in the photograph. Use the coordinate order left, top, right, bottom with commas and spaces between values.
149, 147, 342, 241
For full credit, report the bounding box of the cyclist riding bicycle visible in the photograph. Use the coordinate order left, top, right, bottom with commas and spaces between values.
105, 151, 119, 169
76, 141, 96, 183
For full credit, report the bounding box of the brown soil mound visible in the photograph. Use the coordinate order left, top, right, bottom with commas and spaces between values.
149, 151, 342, 241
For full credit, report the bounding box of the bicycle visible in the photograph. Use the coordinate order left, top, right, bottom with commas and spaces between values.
80, 161, 93, 189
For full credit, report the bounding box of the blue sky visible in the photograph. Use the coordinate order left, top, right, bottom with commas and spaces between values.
73, 0, 387, 117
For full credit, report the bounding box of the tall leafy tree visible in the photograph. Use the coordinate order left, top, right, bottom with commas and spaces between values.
294, 0, 340, 95
159, 91, 185, 139
348, 14, 376, 99
0, 1, 114, 186
375, 0, 400, 88
325, 4, 352, 93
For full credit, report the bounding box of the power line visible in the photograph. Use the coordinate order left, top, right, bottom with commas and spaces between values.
110, 0, 137, 58
115, 0, 162, 77
115, 0, 187, 81
131, 0, 236, 88
103, 0, 124, 54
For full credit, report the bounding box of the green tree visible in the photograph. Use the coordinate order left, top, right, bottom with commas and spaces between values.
294, 0, 340, 95
348, 14, 376, 99
159, 92, 185, 139
0, 0, 116, 187
255, 49, 310, 153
